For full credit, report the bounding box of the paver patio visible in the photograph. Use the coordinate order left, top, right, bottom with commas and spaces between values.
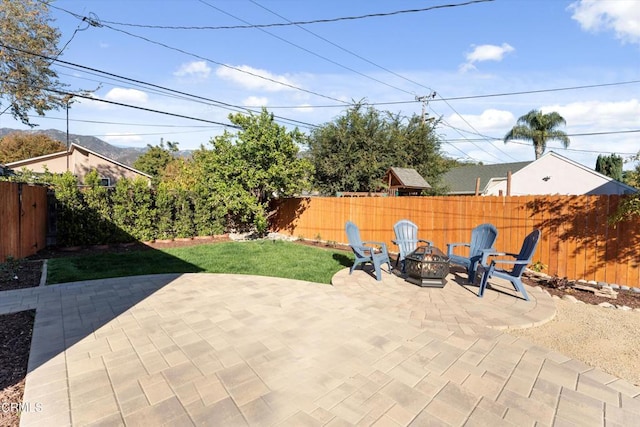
1, 267, 639, 426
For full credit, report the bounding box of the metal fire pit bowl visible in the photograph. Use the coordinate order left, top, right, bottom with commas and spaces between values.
404, 245, 450, 288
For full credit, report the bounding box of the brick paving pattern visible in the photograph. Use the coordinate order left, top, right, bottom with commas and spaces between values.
1, 267, 638, 426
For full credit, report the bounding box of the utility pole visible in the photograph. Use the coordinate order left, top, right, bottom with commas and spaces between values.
64, 94, 74, 172
415, 92, 436, 124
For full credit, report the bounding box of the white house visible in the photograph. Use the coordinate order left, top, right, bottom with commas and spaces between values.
442, 151, 637, 196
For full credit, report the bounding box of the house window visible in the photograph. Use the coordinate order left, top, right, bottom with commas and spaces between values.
100, 178, 111, 187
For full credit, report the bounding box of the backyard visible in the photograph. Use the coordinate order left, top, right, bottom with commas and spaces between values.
1, 238, 639, 426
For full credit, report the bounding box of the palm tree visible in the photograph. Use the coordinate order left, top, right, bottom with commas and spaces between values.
504, 109, 570, 159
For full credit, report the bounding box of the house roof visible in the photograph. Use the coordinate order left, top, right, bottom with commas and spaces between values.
516, 151, 638, 194
386, 167, 431, 189
442, 161, 531, 194
6, 143, 152, 179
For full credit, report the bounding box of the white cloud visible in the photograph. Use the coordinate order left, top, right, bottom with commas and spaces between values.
569, 0, 640, 45
461, 43, 515, 71
104, 88, 148, 104
542, 99, 640, 128
173, 61, 211, 79
243, 96, 268, 107
103, 133, 144, 144
216, 65, 297, 92
447, 109, 515, 134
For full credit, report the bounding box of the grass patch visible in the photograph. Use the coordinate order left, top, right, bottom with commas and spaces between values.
47, 240, 354, 285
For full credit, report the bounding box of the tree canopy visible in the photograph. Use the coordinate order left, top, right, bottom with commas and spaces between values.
595, 153, 623, 181
0, 0, 68, 126
165, 108, 313, 233
308, 104, 449, 195
133, 139, 179, 185
0, 131, 65, 163
504, 109, 570, 160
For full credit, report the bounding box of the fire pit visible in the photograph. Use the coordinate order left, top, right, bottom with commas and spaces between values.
404, 245, 450, 288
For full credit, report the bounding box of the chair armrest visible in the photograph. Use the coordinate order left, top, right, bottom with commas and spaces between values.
480, 249, 507, 266
362, 240, 388, 253
489, 259, 530, 268
446, 242, 469, 256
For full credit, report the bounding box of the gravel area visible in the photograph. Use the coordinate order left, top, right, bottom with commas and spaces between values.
509, 298, 640, 386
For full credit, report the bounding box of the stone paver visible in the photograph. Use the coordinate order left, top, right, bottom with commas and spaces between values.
0, 268, 637, 426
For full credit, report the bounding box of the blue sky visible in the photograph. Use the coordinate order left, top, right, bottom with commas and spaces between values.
2, 0, 639, 170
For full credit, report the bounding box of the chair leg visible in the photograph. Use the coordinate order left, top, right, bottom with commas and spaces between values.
511, 278, 530, 301
478, 266, 493, 298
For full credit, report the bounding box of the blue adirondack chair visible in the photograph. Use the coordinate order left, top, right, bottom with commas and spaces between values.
477, 229, 542, 301
446, 223, 498, 282
345, 221, 392, 281
392, 219, 433, 272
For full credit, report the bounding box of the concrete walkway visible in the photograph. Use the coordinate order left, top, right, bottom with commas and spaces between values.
1, 268, 638, 426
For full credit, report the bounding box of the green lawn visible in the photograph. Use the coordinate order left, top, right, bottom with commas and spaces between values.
46, 240, 354, 285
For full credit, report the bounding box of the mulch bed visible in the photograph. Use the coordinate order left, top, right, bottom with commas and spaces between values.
0, 310, 34, 427
0, 238, 638, 426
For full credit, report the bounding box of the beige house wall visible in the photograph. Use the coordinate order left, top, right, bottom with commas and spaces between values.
7, 145, 150, 186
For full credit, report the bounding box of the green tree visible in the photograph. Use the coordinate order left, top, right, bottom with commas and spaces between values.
133, 140, 179, 185
111, 177, 156, 241
611, 151, 640, 224
0, 0, 68, 126
623, 151, 640, 189
82, 169, 114, 244
186, 108, 312, 234
308, 104, 448, 195
49, 171, 85, 246
504, 109, 570, 160
0, 132, 65, 163
595, 154, 623, 181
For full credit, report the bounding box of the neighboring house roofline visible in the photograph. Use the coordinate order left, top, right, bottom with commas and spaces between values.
522, 151, 638, 194
6, 142, 152, 179
441, 160, 531, 195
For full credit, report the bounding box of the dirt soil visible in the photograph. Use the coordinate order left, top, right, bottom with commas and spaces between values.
1, 238, 638, 426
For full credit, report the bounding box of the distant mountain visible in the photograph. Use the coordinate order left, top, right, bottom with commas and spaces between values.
0, 128, 149, 166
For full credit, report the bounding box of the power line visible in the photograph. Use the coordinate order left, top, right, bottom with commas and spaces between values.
46, 2, 351, 106
198, 0, 417, 97
88, 0, 495, 30
242, 80, 640, 109
0, 42, 318, 130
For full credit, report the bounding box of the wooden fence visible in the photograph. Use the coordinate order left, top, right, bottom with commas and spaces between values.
270, 195, 640, 288
0, 182, 48, 262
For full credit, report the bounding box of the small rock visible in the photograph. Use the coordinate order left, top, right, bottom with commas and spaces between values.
597, 281, 607, 287
620, 286, 630, 291
588, 280, 598, 285
632, 288, 640, 294
610, 284, 620, 290
598, 302, 616, 309
562, 295, 579, 303
577, 279, 588, 284
616, 305, 632, 311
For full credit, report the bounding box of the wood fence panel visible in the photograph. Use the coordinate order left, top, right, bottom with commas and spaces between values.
0, 182, 19, 261
20, 185, 48, 258
270, 195, 640, 288
603, 196, 619, 284
0, 182, 48, 261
